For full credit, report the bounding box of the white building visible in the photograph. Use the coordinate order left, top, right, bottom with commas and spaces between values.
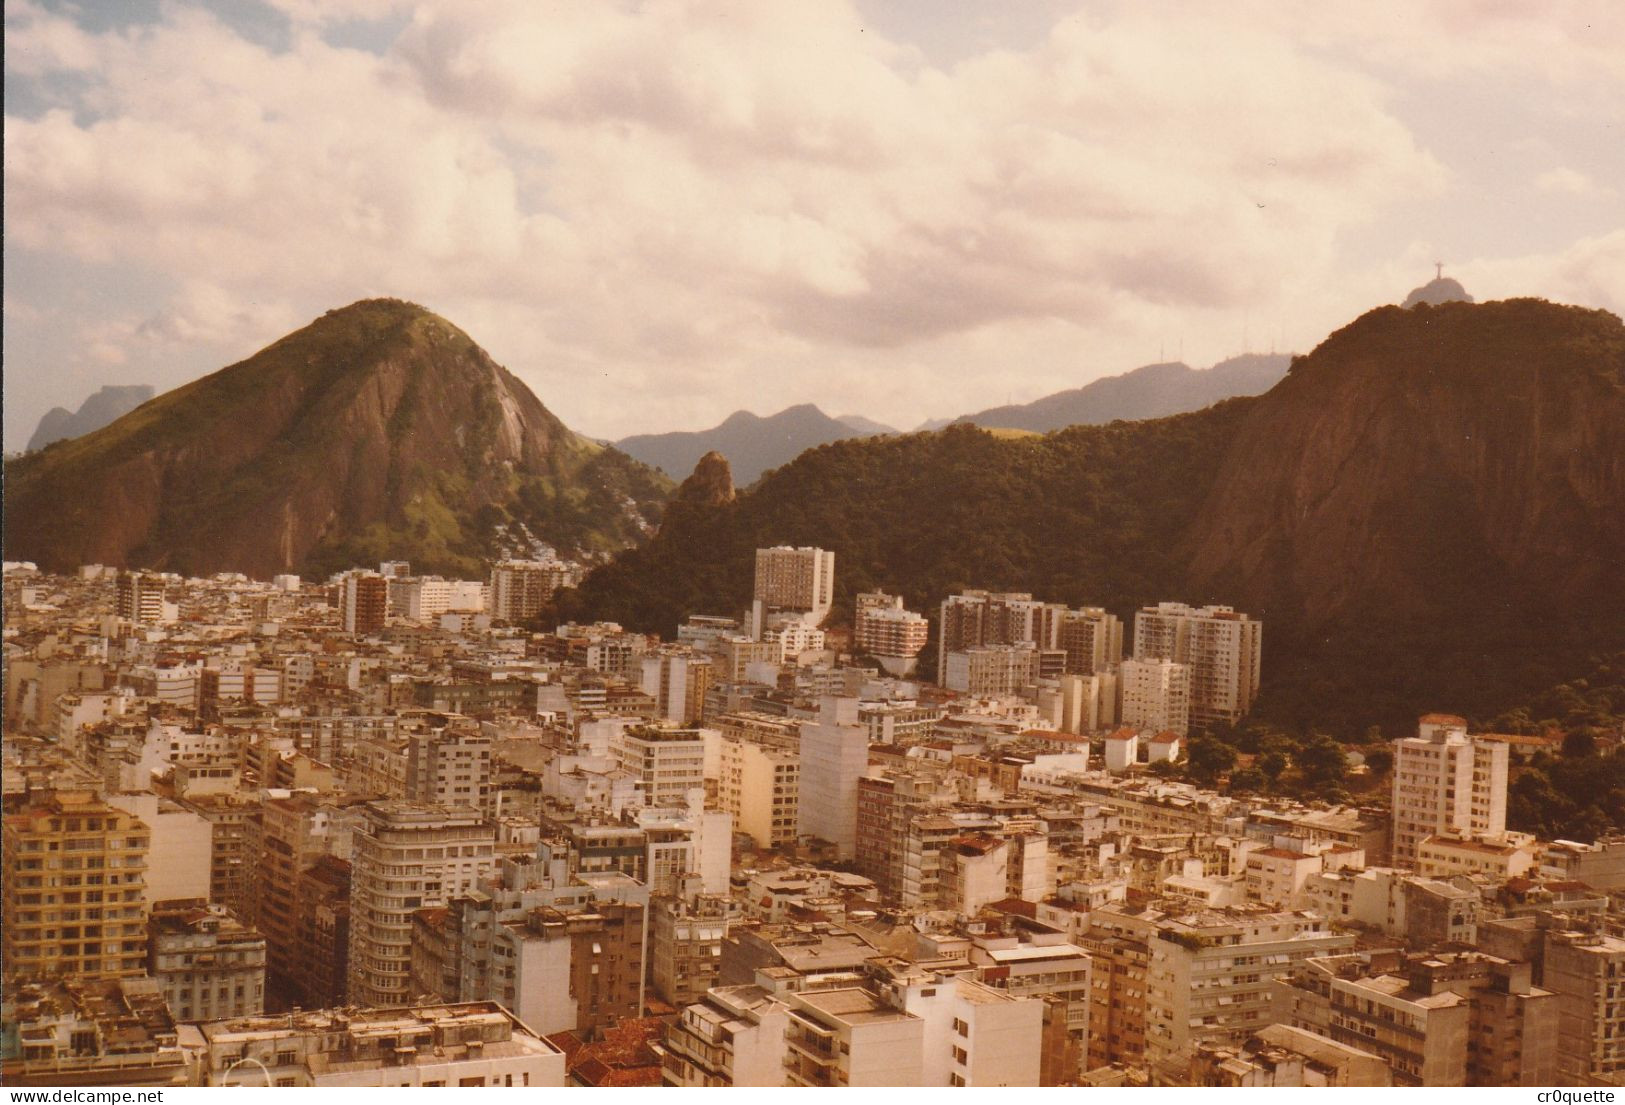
1390, 714, 1510, 869
614, 725, 709, 809
1132, 602, 1261, 727
719, 733, 799, 849
1119, 658, 1192, 737
799, 697, 869, 858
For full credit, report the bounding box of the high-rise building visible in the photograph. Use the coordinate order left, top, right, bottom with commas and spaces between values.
853, 592, 930, 676
614, 725, 710, 809
1390, 714, 1510, 869
798, 697, 868, 859
339, 570, 388, 635
649, 878, 730, 1009
1119, 658, 1192, 736
1542, 927, 1625, 1084
1057, 607, 1123, 675
489, 559, 576, 623
406, 726, 493, 815
1131, 602, 1261, 727
3, 789, 150, 981
749, 546, 835, 639
943, 645, 1043, 696
117, 571, 177, 624
347, 802, 496, 1008
640, 650, 715, 726
718, 729, 800, 849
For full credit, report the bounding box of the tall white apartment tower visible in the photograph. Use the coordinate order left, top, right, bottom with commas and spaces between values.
1390, 714, 1510, 869
749, 546, 835, 640
347, 802, 496, 1007
1132, 602, 1261, 728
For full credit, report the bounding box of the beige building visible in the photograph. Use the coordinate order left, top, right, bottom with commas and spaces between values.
853, 592, 930, 676
1273, 950, 1558, 1086
1391, 714, 1510, 868
3, 789, 150, 981
1135, 906, 1354, 1063
719, 730, 800, 848
750, 545, 835, 639
1543, 927, 1625, 1083
347, 802, 496, 1008
943, 644, 1043, 696
489, 559, 574, 623
1, 977, 188, 1086
148, 899, 267, 1022
660, 984, 792, 1086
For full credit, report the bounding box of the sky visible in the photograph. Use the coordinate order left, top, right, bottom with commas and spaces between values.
5, 1, 1623, 449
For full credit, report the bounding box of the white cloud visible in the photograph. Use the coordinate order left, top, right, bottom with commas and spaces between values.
1, 0, 1618, 448
1535, 166, 1614, 197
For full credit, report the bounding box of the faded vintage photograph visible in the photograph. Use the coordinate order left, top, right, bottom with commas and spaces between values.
3, 0, 1624, 1092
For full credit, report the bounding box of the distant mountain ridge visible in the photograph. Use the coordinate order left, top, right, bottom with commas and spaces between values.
26, 384, 156, 452
3, 299, 671, 579
615, 403, 893, 486
949, 353, 1292, 432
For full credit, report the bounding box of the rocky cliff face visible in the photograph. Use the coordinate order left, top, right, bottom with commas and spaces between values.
1185, 299, 1625, 631
3, 299, 670, 578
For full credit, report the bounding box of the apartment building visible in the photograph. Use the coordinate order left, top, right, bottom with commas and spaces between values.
339, 570, 388, 635
2, 789, 150, 981
1119, 658, 1192, 737
1131, 602, 1261, 727
853, 592, 930, 676
1131, 906, 1355, 1063
660, 984, 793, 1086
1543, 927, 1625, 1083
147, 899, 267, 1022
1272, 950, 1558, 1086
639, 651, 715, 726
650, 882, 730, 1007
347, 802, 497, 1008
614, 724, 709, 808
489, 559, 575, 623
1057, 606, 1123, 676
749, 545, 835, 639
1391, 714, 1510, 868
406, 726, 493, 815
799, 698, 870, 859
943, 645, 1044, 696
719, 729, 800, 848
0, 977, 188, 1087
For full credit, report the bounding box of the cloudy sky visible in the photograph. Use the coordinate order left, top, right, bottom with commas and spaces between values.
5, 0, 1622, 449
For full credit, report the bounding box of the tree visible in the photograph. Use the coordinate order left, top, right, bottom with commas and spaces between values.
1227, 768, 1266, 793
1363, 748, 1394, 776
1297, 734, 1349, 796
1187, 736, 1239, 786
1562, 727, 1599, 758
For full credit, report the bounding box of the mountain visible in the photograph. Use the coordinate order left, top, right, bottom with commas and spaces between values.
834, 414, 899, 436
614, 403, 890, 485
557, 299, 1625, 734
25, 385, 156, 452
3, 299, 671, 579
951, 353, 1292, 432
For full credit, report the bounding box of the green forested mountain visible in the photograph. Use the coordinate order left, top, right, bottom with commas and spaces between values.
557, 299, 1625, 736
3, 299, 671, 578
